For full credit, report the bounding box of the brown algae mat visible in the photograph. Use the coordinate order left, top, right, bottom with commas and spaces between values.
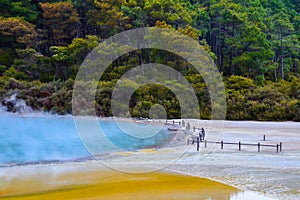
0, 170, 239, 199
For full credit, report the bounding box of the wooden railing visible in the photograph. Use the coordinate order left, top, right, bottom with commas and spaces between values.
188, 137, 283, 153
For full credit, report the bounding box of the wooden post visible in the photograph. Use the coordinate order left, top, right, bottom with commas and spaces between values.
205, 140, 207, 148
263, 135, 266, 141
280, 142, 282, 152
277, 144, 279, 153
221, 140, 224, 150
258, 143, 260, 152
239, 142, 241, 151
193, 126, 195, 132
197, 137, 200, 151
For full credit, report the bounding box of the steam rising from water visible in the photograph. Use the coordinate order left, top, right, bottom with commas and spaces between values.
1, 93, 33, 113
0, 113, 172, 165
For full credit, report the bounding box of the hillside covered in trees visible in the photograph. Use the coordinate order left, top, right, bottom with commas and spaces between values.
0, 0, 299, 121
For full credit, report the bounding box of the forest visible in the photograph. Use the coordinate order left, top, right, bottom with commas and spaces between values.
0, 0, 299, 121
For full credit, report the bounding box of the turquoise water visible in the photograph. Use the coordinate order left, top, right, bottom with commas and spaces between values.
0, 113, 172, 164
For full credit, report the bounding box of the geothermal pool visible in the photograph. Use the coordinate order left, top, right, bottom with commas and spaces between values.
0, 112, 299, 200
0, 112, 172, 165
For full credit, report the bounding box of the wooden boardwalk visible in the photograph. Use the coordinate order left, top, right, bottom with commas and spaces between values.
188, 137, 283, 153
163, 119, 283, 153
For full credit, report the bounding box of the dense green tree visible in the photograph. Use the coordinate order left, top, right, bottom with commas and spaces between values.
0, 16, 36, 48
144, 0, 193, 27
0, 0, 299, 121
267, 12, 295, 80
121, 0, 148, 28
0, 0, 40, 22
12, 48, 52, 81
87, 0, 131, 38
40, 2, 79, 46
49, 35, 98, 80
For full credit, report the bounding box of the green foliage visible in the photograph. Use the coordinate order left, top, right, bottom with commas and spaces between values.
0, 65, 6, 75
87, 0, 132, 38
4, 67, 17, 78
0, 0, 299, 121
0, 48, 14, 66
122, 1, 147, 28
49, 35, 99, 80
255, 75, 265, 86
144, 0, 193, 26
40, 2, 79, 46
12, 48, 52, 81
0, 16, 36, 48
225, 75, 255, 94
0, 0, 40, 22
226, 76, 300, 121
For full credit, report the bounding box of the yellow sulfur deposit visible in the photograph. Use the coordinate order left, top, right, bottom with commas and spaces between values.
0, 170, 238, 200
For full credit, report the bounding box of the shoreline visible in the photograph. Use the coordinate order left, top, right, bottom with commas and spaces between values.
2, 110, 300, 123
0, 167, 240, 199
0, 143, 295, 200
0, 150, 297, 200
0, 159, 274, 200
0, 115, 299, 199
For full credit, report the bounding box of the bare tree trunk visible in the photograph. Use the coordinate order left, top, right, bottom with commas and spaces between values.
280, 29, 284, 80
